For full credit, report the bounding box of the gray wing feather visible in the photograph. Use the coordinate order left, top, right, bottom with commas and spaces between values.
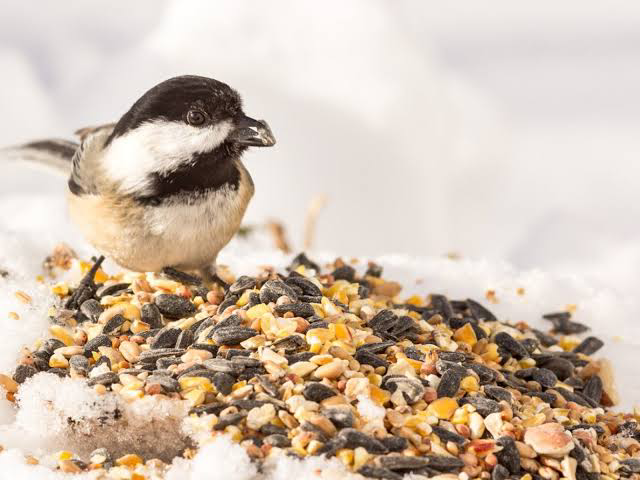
1, 138, 78, 174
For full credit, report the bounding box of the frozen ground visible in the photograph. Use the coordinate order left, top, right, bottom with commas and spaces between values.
1, 0, 640, 477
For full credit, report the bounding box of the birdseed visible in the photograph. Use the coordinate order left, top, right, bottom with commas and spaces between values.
3, 252, 638, 480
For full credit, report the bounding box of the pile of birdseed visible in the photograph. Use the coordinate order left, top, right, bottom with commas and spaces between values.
1, 250, 639, 480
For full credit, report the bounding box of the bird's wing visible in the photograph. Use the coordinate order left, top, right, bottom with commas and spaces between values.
74, 123, 116, 142
68, 124, 116, 195
0, 138, 79, 175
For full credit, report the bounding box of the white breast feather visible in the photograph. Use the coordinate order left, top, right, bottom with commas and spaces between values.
101, 120, 233, 195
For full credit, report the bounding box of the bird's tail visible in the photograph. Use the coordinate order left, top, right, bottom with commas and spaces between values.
1, 139, 78, 175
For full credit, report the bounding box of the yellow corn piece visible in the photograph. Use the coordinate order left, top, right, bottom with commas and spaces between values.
49, 325, 74, 346
426, 397, 458, 420
115, 454, 143, 468
453, 323, 477, 347
247, 303, 270, 320
179, 377, 214, 392
182, 388, 205, 407
336, 448, 354, 466
370, 384, 391, 405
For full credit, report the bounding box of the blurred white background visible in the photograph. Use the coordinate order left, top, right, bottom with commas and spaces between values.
2, 0, 640, 294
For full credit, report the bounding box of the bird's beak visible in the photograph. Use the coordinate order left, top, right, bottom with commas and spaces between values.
229, 115, 276, 147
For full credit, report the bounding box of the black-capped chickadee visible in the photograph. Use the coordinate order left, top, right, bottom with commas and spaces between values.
2, 75, 275, 278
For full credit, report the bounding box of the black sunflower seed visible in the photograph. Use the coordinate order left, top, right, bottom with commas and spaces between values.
87, 372, 119, 386
532, 368, 558, 388
264, 434, 291, 448
69, 355, 89, 375
492, 464, 510, 480
338, 429, 387, 453
228, 275, 257, 295
583, 375, 603, 403
175, 329, 194, 349
103, 314, 126, 335
459, 395, 501, 416
465, 362, 498, 384
357, 341, 395, 354
403, 346, 425, 362
272, 335, 307, 353
80, 299, 103, 322
537, 356, 574, 380
212, 327, 258, 345
531, 328, 557, 347
467, 298, 497, 322
355, 349, 389, 369
83, 334, 112, 356
484, 385, 512, 404
429, 294, 454, 320
274, 302, 315, 318
496, 436, 520, 474
358, 466, 402, 480
212, 372, 235, 395
494, 332, 529, 359
431, 426, 467, 445
213, 412, 246, 430
437, 367, 464, 398
324, 408, 355, 429
332, 265, 355, 281
154, 294, 196, 319
217, 294, 239, 314
146, 374, 179, 392
13, 364, 37, 383
573, 336, 604, 356
141, 303, 163, 329
161, 267, 202, 286
620, 458, 640, 474
381, 376, 424, 404
380, 435, 408, 452
368, 310, 398, 332
303, 382, 336, 402
543, 311, 589, 335
151, 328, 182, 349
97, 282, 131, 298
203, 358, 243, 375
260, 279, 298, 304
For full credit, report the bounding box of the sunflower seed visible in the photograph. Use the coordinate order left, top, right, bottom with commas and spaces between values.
155, 294, 196, 319
212, 327, 258, 346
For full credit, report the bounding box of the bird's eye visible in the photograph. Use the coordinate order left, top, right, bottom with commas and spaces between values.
187, 110, 206, 126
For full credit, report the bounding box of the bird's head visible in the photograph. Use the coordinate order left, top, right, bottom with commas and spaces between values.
102, 75, 275, 199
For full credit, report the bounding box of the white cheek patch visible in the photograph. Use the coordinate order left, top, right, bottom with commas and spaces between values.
102, 119, 233, 195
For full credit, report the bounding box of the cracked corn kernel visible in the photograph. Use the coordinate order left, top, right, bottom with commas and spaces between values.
370, 384, 391, 405
49, 353, 69, 368
115, 303, 141, 321
182, 388, 206, 407
460, 375, 479, 392
225, 425, 243, 442
49, 325, 74, 346
115, 454, 142, 468
130, 320, 150, 334
426, 397, 458, 420
336, 448, 354, 466
481, 343, 500, 362
330, 323, 351, 342
453, 323, 477, 347
57, 451, 73, 461
353, 447, 370, 470
247, 303, 270, 320
131, 474, 146, 480
179, 377, 214, 392
80, 261, 108, 283
51, 283, 69, 296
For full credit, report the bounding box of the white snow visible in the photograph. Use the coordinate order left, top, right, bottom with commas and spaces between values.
1, 0, 640, 477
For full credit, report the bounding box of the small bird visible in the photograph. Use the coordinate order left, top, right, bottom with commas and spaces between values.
2, 75, 275, 279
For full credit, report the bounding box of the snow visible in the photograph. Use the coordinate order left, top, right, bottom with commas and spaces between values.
1, 0, 640, 477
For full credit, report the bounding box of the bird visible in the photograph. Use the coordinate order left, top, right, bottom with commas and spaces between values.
2, 75, 275, 281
